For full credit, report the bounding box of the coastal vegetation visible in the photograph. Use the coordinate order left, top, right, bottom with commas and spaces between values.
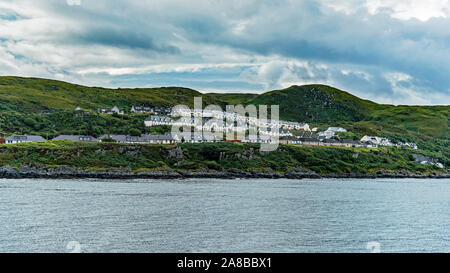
0, 76, 448, 173
0, 141, 443, 176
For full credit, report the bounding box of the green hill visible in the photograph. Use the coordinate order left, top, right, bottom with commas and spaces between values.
0, 76, 256, 112
0, 76, 448, 167
246, 85, 378, 123
246, 85, 447, 137
0, 76, 448, 139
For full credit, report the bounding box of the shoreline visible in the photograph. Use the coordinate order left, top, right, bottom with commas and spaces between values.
0, 166, 448, 180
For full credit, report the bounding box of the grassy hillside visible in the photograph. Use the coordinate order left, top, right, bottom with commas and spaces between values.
247, 85, 378, 123
0, 76, 448, 159
247, 85, 449, 139
0, 76, 447, 170
367, 105, 449, 138
0, 111, 163, 139
1, 76, 446, 137
0, 141, 443, 175
0, 76, 255, 111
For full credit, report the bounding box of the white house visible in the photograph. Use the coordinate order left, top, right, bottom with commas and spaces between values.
173, 117, 195, 127
297, 123, 310, 131
327, 127, 347, 133
131, 106, 154, 113
403, 142, 419, 150
111, 106, 124, 115
5, 135, 46, 144
279, 121, 309, 131
360, 136, 394, 146
98, 106, 124, 115
318, 131, 335, 139
279, 129, 293, 137
145, 115, 174, 127
318, 127, 348, 139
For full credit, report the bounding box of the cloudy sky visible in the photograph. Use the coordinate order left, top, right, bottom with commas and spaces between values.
1, 0, 450, 105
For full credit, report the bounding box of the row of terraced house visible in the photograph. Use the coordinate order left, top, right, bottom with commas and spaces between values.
1, 133, 418, 149
1, 134, 175, 145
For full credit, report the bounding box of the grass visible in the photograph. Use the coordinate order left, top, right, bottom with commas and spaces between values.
0, 141, 442, 174
0, 76, 256, 112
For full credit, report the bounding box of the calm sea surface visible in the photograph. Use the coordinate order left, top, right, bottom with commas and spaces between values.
0, 178, 449, 253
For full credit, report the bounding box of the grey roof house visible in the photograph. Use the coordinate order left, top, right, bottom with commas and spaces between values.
144, 115, 174, 126
143, 134, 175, 144
131, 106, 154, 113
99, 135, 147, 143
5, 135, 46, 144
53, 135, 99, 142
99, 134, 175, 144
280, 136, 302, 145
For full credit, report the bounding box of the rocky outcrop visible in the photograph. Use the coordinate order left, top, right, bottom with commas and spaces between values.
0, 165, 448, 179
0, 165, 182, 179
285, 167, 322, 179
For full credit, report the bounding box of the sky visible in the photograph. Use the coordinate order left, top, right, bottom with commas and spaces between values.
1, 0, 450, 105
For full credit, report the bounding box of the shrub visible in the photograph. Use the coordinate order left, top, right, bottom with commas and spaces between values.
129, 128, 141, 136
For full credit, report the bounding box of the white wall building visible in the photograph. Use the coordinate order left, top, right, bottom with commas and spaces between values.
327, 127, 347, 133
5, 135, 46, 144
361, 136, 394, 146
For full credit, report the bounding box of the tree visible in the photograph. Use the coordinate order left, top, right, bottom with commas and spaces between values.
101, 137, 116, 143
129, 128, 141, 136
24, 118, 35, 127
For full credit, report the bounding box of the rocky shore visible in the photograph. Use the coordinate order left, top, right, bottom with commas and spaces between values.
0, 165, 448, 180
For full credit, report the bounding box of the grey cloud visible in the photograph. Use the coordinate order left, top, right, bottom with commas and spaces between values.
1, 0, 449, 104
73, 26, 180, 53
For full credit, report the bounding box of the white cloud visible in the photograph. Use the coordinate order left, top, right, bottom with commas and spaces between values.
323, 0, 450, 21
366, 0, 450, 21
76, 62, 257, 76
0, 0, 449, 105
383, 72, 437, 105
241, 60, 334, 90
